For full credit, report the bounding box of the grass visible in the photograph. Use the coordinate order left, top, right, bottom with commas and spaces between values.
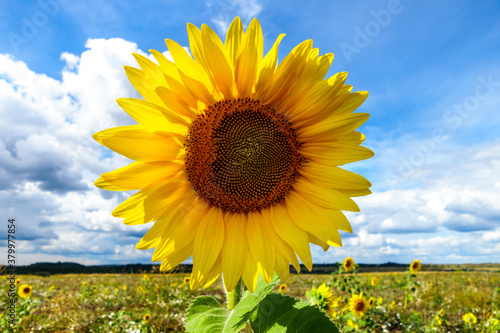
1, 268, 499, 332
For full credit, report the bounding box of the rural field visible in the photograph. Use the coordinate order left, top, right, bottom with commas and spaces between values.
1, 265, 499, 332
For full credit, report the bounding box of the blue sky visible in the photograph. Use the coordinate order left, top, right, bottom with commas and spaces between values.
1, 0, 499, 266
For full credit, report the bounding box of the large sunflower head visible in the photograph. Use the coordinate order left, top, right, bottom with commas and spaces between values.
94, 17, 373, 292
410, 259, 422, 273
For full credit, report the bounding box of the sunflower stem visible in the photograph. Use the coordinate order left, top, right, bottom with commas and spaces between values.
227, 279, 242, 311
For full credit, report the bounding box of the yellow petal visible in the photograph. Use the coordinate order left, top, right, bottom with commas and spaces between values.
286, 191, 343, 247
93, 125, 182, 162
254, 33, 285, 96
159, 242, 192, 271
300, 162, 371, 190
164, 39, 216, 104
201, 24, 234, 98
324, 209, 352, 233
221, 212, 249, 292
203, 254, 222, 288
307, 232, 330, 251
149, 49, 182, 82
123, 66, 164, 106
155, 86, 198, 119
270, 204, 312, 271
116, 98, 188, 133
191, 207, 224, 289
274, 253, 290, 282
298, 113, 370, 140
293, 177, 360, 211
147, 199, 207, 256
121, 180, 193, 225
225, 17, 244, 66
234, 18, 263, 97
259, 208, 301, 272
241, 252, 259, 293
334, 91, 369, 115
300, 142, 374, 165
246, 211, 275, 284
97, 161, 183, 191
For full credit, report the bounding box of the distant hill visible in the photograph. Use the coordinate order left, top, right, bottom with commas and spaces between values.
3, 261, 495, 276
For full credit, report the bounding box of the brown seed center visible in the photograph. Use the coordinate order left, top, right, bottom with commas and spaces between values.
355, 300, 365, 311
185, 98, 302, 213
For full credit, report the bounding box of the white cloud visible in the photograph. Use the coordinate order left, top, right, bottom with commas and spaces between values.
207, 0, 262, 34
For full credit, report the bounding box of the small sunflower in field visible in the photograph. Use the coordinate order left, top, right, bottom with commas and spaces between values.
137, 286, 144, 293
143, 313, 152, 322
307, 283, 336, 318
367, 297, 376, 308
279, 283, 287, 293
49, 285, 55, 292
349, 292, 367, 317
123, 285, 127, 290
183, 277, 191, 285
18, 284, 33, 298
143, 274, 149, 281
343, 257, 355, 272
463, 313, 477, 324
370, 277, 378, 286
438, 309, 446, 317
170, 282, 178, 288
410, 259, 422, 273
390, 300, 396, 310
94, 16, 373, 292
15, 278, 21, 286
82, 281, 88, 288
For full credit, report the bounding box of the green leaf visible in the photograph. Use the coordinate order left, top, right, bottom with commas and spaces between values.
185, 296, 230, 333
185, 275, 280, 333
250, 293, 341, 333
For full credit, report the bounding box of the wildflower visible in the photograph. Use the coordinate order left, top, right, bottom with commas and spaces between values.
49, 285, 55, 292
82, 281, 88, 288
390, 301, 396, 310
183, 277, 191, 285
15, 278, 21, 286
94, 16, 373, 292
410, 260, 422, 273
463, 313, 477, 324
18, 284, 33, 298
307, 283, 336, 318
371, 277, 378, 286
123, 285, 127, 290
279, 284, 287, 293
377, 297, 383, 305
143, 313, 151, 322
349, 292, 367, 317
368, 297, 376, 308
343, 257, 355, 272
143, 274, 149, 281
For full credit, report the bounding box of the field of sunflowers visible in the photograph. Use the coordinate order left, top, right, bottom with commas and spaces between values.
1, 260, 499, 332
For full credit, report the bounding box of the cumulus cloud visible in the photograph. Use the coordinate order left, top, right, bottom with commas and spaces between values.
1, 35, 499, 266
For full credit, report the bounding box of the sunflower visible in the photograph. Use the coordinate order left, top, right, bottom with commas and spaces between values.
463, 313, 477, 324
307, 283, 336, 318
279, 283, 287, 293
143, 313, 152, 322
94, 17, 373, 292
410, 260, 422, 273
367, 297, 376, 308
343, 257, 355, 272
143, 274, 149, 281
370, 277, 377, 286
18, 284, 33, 298
349, 292, 367, 317
15, 278, 21, 286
